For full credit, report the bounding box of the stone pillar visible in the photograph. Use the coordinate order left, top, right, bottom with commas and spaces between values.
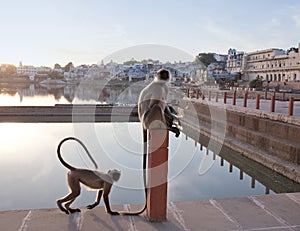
147, 129, 169, 221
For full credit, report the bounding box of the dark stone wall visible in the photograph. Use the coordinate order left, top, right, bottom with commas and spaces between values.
177, 99, 300, 182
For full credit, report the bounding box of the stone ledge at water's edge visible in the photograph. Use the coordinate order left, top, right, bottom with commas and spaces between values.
0, 104, 139, 123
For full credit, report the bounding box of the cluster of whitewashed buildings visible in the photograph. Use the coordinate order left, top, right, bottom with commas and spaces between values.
11, 59, 204, 83
2, 42, 300, 85
16, 62, 52, 80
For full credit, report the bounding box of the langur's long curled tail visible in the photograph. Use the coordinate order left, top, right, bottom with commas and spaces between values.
57, 137, 98, 171
119, 129, 148, 216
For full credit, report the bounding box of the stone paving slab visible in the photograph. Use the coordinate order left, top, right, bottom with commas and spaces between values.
215, 196, 284, 230
0, 210, 29, 231
256, 194, 300, 226
1, 193, 300, 231
168, 200, 238, 231
80, 205, 128, 231
20, 209, 70, 231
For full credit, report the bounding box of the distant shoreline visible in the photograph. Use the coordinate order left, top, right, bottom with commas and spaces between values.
0, 77, 39, 84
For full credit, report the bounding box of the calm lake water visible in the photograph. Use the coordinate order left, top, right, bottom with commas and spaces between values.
0, 83, 299, 211
0, 122, 299, 211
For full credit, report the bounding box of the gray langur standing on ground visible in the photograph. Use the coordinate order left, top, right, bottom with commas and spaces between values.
56, 137, 121, 215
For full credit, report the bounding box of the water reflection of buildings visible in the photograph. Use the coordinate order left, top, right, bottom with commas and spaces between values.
184, 130, 300, 195
72, 85, 143, 105
0, 83, 76, 103
74, 84, 184, 105
16, 84, 72, 102
2, 83, 145, 105
1, 81, 185, 106
18, 84, 48, 102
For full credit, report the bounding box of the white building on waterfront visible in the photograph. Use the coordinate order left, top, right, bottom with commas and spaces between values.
226, 48, 245, 75
17, 65, 36, 76
17, 63, 51, 80
243, 43, 300, 82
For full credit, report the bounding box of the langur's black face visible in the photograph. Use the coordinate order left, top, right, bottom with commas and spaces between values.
156, 69, 170, 81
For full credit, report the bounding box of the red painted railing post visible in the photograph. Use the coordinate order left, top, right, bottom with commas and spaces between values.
243, 91, 248, 107
270, 95, 275, 112
223, 92, 227, 104
288, 97, 294, 116
264, 89, 267, 99
282, 92, 285, 101
232, 90, 236, 105
256, 94, 260, 110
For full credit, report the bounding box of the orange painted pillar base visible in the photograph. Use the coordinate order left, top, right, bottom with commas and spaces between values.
147, 129, 169, 222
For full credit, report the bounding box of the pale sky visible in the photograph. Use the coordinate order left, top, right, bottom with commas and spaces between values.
1, 0, 300, 67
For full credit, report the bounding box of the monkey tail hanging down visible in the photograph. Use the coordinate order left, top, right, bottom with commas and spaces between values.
119, 68, 180, 216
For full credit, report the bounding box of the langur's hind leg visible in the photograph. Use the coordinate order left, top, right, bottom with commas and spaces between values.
57, 189, 81, 214
57, 199, 69, 214
57, 174, 81, 214
65, 198, 81, 213
144, 105, 166, 130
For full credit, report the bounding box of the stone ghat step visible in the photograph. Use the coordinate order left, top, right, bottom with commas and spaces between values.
0, 104, 139, 122
1, 193, 300, 231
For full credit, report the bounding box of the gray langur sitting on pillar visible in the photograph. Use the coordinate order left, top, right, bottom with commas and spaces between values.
119, 68, 180, 216
138, 68, 180, 136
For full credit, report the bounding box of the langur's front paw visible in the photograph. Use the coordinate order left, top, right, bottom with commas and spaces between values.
87, 204, 96, 210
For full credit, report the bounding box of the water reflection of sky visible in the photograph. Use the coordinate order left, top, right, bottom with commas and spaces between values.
0, 122, 296, 211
